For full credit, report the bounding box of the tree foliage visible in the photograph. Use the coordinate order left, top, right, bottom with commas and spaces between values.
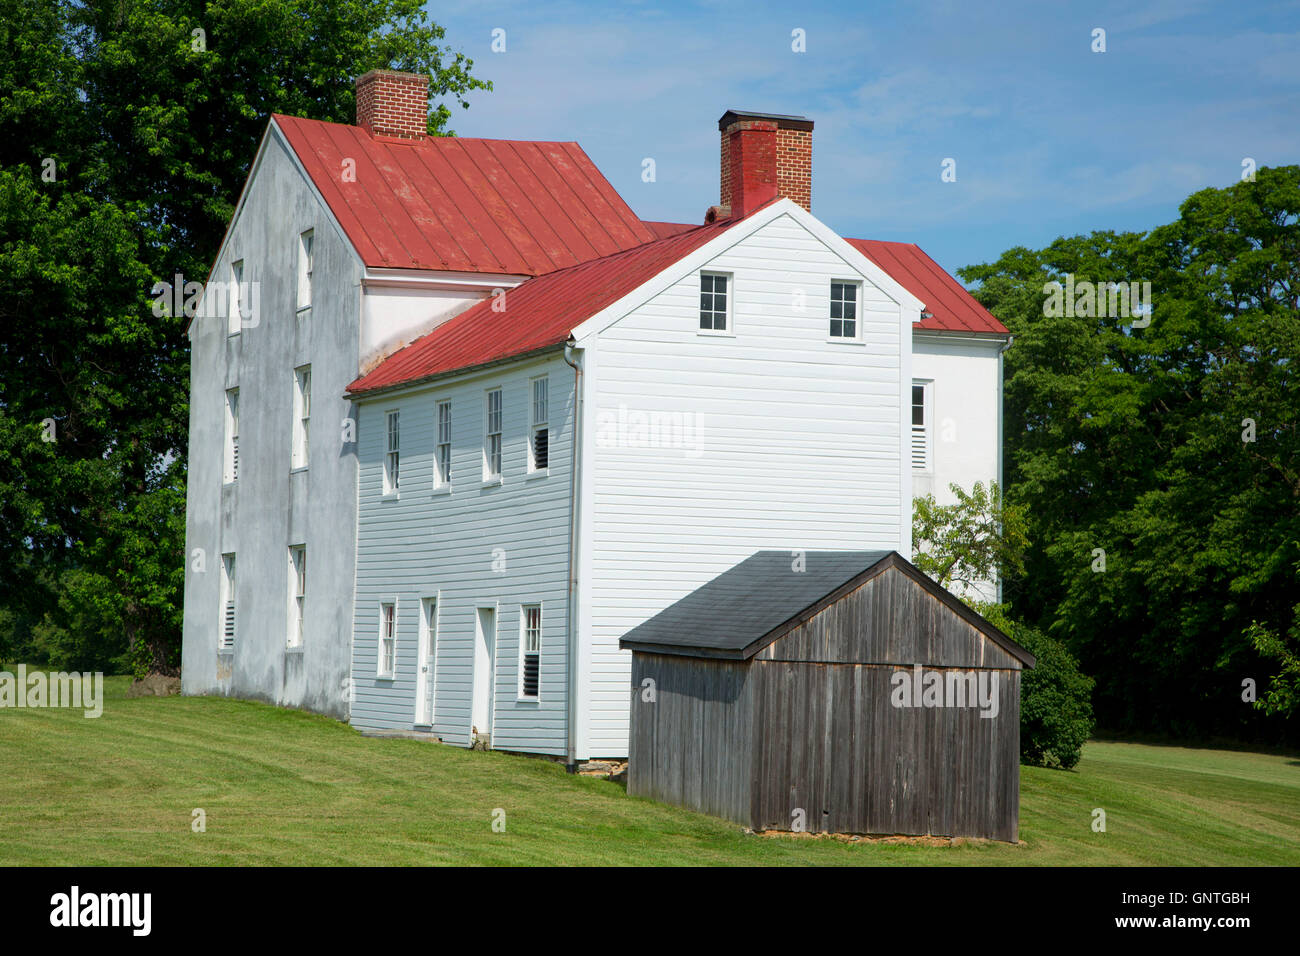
0, 0, 488, 674
976, 603, 1094, 769
912, 481, 1028, 594
961, 165, 1300, 744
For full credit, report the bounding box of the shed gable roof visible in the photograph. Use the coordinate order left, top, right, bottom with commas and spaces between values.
619, 550, 1035, 667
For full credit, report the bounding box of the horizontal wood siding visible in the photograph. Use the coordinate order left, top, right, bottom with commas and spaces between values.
351, 353, 573, 755
628, 653, 754, 826
590, 212, 907, 755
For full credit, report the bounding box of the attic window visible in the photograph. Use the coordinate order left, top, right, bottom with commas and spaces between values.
298, 231, 313, 311
700, 273, 729, 332
830, 281, 859, 338
228, 260, 244, 335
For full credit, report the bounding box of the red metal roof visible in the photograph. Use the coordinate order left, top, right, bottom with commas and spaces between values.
347, 214, 749, 395
642, 220, 699, 240
845, 239, 1008, 335
274, 114, 657, 275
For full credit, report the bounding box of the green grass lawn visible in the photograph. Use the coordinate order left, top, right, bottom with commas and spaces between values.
1, 676, 1297, 865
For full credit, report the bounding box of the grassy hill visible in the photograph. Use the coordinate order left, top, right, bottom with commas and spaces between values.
1, 676, 1297, 865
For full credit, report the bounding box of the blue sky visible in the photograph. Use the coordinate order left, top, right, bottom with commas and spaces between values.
427, 0, 1300, 276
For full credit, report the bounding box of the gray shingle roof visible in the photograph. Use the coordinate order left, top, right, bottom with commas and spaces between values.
619, 550, 893, 657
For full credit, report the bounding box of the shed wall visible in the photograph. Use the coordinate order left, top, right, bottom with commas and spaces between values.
751, 660, 1020, 841
756, 567, 1022, 670
627, 653, 755, 826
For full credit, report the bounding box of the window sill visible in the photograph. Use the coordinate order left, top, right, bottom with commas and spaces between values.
217, 649, 234, 656
296, 306, 311, 315
481, 476, 503, 488
375, 674, 395, 682
431, 485, 452, 497
285, 646, 304, 654
697, 328, 735, 338
382, 491, 400, 502
290, 466, 308, 475
827, 337, 865, 345
525, 468, 549, 481
516, 695, 540, 704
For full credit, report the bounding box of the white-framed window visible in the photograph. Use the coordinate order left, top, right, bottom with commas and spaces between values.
911, 380, 932, 471
378, 602, 396, 677
484, 388, 502, 479
383, 409, 400, 494
519, 604, 541, 700
529, 377, 548, 473
228, 260, 244, 335
699, 272, 730, 332
435, 400, 452, 488
219, 553, 237, 650
292, 365, 311, 470
297, 230, 314, 311
288, 545, 306, 648
830, 280, 860, 339
224, 388, 240, 483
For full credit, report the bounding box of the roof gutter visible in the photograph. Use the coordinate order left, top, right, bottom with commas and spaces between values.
345, 342, 567, 401
563, 337, 584, 770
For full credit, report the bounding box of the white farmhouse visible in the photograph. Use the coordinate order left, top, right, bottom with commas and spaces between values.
182, 71, 1009, 761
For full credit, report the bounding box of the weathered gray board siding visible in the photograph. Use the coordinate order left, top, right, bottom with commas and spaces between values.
626, 563, 1024, 842
752, 569, 1022, 669
748, 662, 1019, 841
628, 653, 755, 826
182, 129, 360, 719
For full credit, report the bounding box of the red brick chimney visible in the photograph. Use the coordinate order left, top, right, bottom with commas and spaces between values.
355, 70, 429, 141
719, 110, 813, 214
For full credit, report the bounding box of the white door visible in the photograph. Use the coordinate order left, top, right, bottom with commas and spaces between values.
471, 607, 497, 744
415, 598, 437, 726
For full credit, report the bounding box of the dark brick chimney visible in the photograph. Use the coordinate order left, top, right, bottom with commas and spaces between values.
719, 110, 814, 214
355, 70, 429, 141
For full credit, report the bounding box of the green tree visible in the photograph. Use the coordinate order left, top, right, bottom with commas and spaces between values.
0, 0, 489, 675
960, 166, 1300, 745
977, 604, 1095, 770
912, 481, 1028, 594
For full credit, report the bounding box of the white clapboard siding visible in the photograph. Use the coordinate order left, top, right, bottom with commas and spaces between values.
350, 353, 573, 756
584, 212, 908, 756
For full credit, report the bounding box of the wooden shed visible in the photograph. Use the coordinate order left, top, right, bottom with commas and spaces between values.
619, 550, 1035, 842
